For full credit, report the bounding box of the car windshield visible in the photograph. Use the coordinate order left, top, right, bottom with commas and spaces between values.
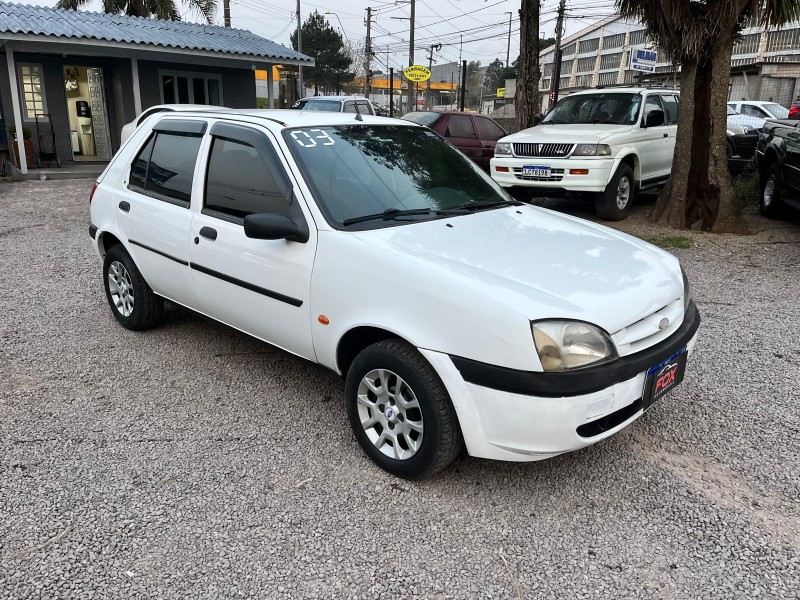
541, 93, 641, 125
284, 125, 512, 229
762, 103, 789, 119
294, 99, 342, 112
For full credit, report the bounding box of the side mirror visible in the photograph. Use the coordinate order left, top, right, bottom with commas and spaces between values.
643, 109, 665, 128
533, 112, 545, 126
244, 213, 309, 243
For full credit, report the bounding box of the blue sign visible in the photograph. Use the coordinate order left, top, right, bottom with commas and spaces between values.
630, 49, 657, 73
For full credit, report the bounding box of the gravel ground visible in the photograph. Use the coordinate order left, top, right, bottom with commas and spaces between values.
1, 179, 799, 599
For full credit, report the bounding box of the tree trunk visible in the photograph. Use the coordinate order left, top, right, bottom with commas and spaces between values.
515, 0, 541, 130
651, 34, 746, 233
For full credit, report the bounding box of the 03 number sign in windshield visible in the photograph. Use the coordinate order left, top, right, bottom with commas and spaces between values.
284, 125, 511, 228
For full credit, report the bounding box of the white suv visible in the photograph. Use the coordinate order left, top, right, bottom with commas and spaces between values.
491, 87, 679, 220
89, 108, 700, 478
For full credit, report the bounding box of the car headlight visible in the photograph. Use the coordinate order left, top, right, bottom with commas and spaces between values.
494, 142, 513, 156
531, 321, 618, 372
681, 266, 691, 313
572, 144, 612, 157
728, 125, 745, 135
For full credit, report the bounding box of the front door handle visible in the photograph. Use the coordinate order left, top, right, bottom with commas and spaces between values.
199, 226, 218, 241
118, 201, 130, 212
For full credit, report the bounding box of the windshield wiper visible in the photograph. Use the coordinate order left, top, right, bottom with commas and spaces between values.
441, 199, 524, 213
342, 208, 433, 226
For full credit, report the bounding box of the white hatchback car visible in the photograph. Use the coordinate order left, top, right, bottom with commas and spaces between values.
89, 108, 701, 478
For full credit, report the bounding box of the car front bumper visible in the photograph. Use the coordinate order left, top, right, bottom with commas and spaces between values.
490, 156, 617, 193
420, 302, 701, 462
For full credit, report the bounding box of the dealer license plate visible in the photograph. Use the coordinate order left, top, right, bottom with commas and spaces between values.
642, 348, 688, 411
522, 165, 551, 177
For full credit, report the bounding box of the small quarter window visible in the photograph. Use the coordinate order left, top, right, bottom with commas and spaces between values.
204, 138, 290, 219
129, 134, 155, 190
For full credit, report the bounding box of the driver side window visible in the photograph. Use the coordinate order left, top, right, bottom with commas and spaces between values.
204, 137, 290, 220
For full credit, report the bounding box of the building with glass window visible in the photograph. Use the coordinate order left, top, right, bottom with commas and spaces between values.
538, 14, 800, 111
0, 2, 312, 176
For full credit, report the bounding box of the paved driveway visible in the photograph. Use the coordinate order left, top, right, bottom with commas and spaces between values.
1, 180, 798, 598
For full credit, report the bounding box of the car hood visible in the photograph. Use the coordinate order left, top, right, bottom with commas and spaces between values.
352, 205, 682, 335
727, 114, 765, 130
503, 123, 632, 145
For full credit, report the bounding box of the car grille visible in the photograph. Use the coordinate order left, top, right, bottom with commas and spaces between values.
611, 298, 684, 357
512, 167, 565, 182
513, 143, 574, 158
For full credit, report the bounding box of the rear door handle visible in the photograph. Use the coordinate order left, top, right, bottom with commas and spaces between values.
118, 201, 130, 212
199, 226, 218, 241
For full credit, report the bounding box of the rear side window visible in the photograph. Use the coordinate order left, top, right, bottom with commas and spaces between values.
204, 138, 290, 220
662, 95, 679, 125
128, 131, 202, 205
474, 117, 506, 141
343, 102, 358, 113
356, 101, 373, 115
445, 115, 477, 139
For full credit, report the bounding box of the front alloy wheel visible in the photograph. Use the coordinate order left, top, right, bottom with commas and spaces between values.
356, 369, 425, 460
346, 339, 462, 478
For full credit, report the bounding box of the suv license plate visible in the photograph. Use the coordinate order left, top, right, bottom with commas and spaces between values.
522, 166, 551, 177
642, 348, 688, 411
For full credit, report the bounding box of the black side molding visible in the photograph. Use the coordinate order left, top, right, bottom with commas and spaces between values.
450, 301, 701, 398
190, 262, 303, 307
89, 224, 98, 240
128, 239, 189, 266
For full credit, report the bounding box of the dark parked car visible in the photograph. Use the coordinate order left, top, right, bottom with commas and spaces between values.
400, 111, 508, 171
755, 119, 800, 218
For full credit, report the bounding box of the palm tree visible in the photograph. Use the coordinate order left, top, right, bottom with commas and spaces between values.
616, 0, 800, 232
57, 0, 216, 24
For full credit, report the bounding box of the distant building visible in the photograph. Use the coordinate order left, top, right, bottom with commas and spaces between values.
538, 14, 800, 111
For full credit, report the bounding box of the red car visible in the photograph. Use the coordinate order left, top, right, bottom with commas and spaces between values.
401, 111, 508, 172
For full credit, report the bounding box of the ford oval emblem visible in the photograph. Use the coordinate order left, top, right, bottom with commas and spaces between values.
658, 318, 669, 330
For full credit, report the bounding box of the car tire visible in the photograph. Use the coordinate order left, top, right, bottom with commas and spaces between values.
596, 163, 636, 221
345, 339, 463, 478
103, 245, 164, 330
760, 163, 784, 219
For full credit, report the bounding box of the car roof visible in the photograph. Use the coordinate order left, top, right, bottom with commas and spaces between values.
297, 96, 371, 102
568, 87, 678, 96
146, 107, 410, 129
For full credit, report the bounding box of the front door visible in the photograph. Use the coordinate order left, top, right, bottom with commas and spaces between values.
63, 66, 112, 160
189, 122, 317, 360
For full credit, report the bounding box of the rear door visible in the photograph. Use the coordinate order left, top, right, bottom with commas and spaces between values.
443, 114, 481, 164
188, 121, 317, 360
637, 94, 672, 180
112, 119, 206, 308
473, 116, 507, 171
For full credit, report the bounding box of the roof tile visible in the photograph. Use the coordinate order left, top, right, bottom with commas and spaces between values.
0, 2, 313, 63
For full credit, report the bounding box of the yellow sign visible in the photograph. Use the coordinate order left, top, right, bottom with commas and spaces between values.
403, 65, 432, 82
496, 87, 505, 98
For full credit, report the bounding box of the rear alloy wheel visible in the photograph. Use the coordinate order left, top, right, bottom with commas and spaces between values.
596, 164, 636, 221
103, 245, 163, 330
346, 339, 462, 478
760, 163, 784, 219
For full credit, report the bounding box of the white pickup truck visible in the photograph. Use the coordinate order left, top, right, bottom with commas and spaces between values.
490, 87, 679, 220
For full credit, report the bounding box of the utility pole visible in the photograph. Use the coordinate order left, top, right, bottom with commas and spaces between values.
425, 43, 441, 109
505, 11, 512, 67
551, 0, 566, 106
296, 0, 303, 99
223, 0, 231, 27
389, 67, 394, 116
408, 0, 415, 111
365, 7, 372, 99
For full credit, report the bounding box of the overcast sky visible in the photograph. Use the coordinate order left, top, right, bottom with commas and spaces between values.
8, 0, 618, 69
